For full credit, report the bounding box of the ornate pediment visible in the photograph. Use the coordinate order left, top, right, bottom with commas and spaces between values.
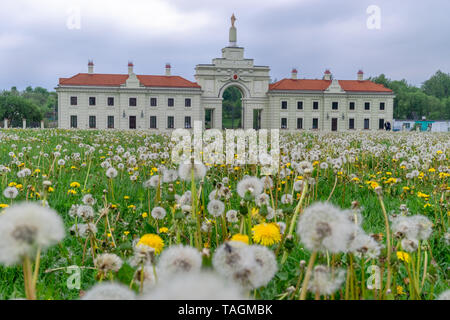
325, 79, 345, 93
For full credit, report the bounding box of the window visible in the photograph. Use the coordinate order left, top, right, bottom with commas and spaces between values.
349, 118, 355, 129
185, 116, 191, 129
297, 101, 303, 110
281, 101, 287, 109
89, 97, 96, 106
185, 98, 191, 107
150, 97, 157, 107
70, 97, 77, 106
349, 102, 355, 110
297, 118, 303, 129
364, 118, 370, 129
380, 102, 385, 110
107, 97, 114, 106
332, 102, 339, 110
168, 98, 174, 107
379, 118, 385, 130
312, 118, 319, 129
129, 98, 137, 107
313, 101, 319, 110
364, 102, 370, 110
167, 116, 174, 129
89, 116, 96, 128
70, 115, 77, 128
281, 118, 287, 129
149, 116, 157, 129
107, 116, 114, 129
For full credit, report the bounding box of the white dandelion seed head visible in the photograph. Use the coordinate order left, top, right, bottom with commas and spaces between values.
151, 206, 166, 220
0, 203, 65, 265
141, 271, 246, 300
296, 202, 357, 253
237, 176, 263, 198
82, 194, 96, 206
76, 205, 95, 220
293, 180, 304, 192
178, 161, 207, 181
82, 283, 135, 300
3, 186, 18, 199
157, 245, 202, 280
207, 199, 225, 217
69, 223, 97, 238
308, 265, 346, 296
226, 210, 239, 223
106, 167, 118, 178
255, 193, 270, 207
94, 253, 123, 275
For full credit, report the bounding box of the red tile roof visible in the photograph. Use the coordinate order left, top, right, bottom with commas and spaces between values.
269, 79, 392, 93
58, 73, 201, 88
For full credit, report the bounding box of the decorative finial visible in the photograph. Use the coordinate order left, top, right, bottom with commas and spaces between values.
231, 13, 236, 28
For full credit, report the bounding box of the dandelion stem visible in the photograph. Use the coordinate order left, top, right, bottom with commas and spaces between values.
299, 250, 317, 300
376, 193, 392, 297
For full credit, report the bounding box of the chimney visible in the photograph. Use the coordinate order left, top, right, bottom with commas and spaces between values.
88, 60, 94, 74
165, 63, 171, 76
323, 69, 331, 81
291, 68, 298, 79
357, 69, 364, 81
128, 61, 134, 75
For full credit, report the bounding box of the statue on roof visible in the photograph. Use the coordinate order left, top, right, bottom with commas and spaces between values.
231, 14, 236, 27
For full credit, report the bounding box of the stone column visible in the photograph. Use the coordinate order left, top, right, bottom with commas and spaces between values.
3, 119, 7, 128
41, 120, 44, 129
23, 119, 26, 129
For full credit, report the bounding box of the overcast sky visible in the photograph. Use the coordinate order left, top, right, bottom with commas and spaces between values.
1, 0, 449, 90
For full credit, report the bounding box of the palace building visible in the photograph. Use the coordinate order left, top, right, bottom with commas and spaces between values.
56, 15, 394, 131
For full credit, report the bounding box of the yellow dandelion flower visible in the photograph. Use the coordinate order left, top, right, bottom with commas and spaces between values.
159, 227, 169, 234
397, 251, 410, 263
142, 212, 148, 218
70, 182, 80, 188
397, 285, 405, 295
8, 182, 17, 187
0, 204, 9, 208
231, 234, 249, 244
251, 223, 281, 246
124, 231, 130, 236
124, 196, 130, 200
137, 234, 164, 254
428, 168, 435, 173
251, 207, 259, 217
67, 189, 77, 195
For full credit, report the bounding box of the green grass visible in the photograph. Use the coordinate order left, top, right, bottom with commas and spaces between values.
0, 129, 448, 300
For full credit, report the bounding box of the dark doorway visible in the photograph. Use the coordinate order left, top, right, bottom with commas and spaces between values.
253, 109, 262, 130
331, 118, 338, 131
205, 109, 214, 129
129, 116, 136, 129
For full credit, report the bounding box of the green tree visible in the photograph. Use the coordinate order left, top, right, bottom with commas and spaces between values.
0, 95, 43, 127
422, 70, 450, 99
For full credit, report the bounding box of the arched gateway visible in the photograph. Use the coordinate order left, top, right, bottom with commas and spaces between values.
195, 15, 270, 130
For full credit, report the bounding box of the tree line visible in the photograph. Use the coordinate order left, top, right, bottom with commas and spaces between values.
0, 87, 57, 127
370, 70, 450, 120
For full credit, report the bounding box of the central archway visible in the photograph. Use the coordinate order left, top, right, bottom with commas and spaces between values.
222, 86, 243, 129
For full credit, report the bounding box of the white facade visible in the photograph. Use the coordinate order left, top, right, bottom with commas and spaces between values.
56, 17, 394, 132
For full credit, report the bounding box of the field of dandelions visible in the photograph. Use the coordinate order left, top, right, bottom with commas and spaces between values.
0, 129, 448, 300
